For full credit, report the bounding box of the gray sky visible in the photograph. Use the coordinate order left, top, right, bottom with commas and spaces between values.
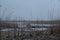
0, 0, 60, 20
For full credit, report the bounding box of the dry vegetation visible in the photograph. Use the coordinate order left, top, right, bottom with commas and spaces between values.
0, 20, 60, 40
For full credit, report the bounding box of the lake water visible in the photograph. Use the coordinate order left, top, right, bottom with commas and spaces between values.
1, 28, 48, 31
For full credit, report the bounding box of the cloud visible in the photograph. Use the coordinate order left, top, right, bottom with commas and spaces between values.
1, 0, 60, 20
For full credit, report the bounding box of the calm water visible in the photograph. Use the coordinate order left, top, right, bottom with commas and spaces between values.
1, 28, 48, 31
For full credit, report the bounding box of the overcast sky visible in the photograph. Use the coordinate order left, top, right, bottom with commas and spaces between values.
0, 0, 60, 20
